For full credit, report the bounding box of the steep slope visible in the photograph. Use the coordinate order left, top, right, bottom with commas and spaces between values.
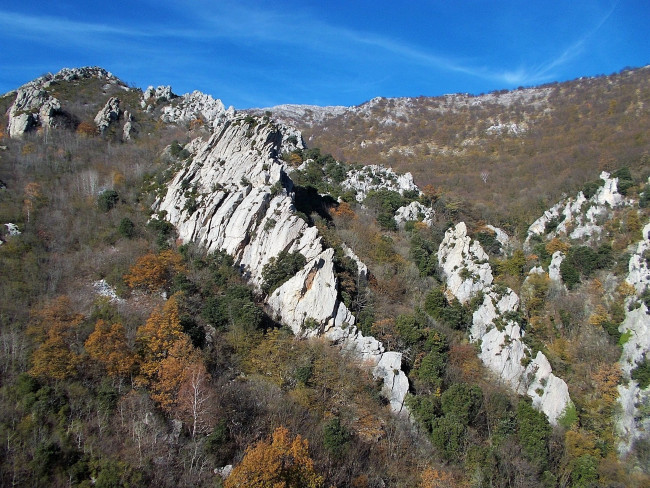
155, 115, 409, 412
438, 222, 571, 424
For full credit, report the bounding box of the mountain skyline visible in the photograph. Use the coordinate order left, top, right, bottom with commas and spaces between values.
1, 0, 648, 109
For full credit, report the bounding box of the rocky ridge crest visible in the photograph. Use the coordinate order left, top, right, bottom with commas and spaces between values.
156, 116, 409, 412
6, 67, 125, 138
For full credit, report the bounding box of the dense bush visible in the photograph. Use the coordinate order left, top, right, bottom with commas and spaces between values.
261, 251, 307, 294
97, 189, 119, 212
631, 356, 650, 389
424, 286, 471, 330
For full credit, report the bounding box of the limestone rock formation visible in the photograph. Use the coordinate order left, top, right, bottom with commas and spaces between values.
617, 222, 650, 454
394, 201, 434, 227
156, 116, 409, 412
342, 165, 420, 202
8, 85, 61, 138
141, 85, 175, 107
94, 97, 121, 133
548, 251, 565, 283
122, 111, 135, 141
6, 67, 125, 138
160, 91, 235, 129
526, 171, 627, 246
438, 222, 571, 424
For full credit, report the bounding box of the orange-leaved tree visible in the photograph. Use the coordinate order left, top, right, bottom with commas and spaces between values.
420, 467, 465, 487
123, 249, 185, 293
85, 319, 138, 378
28, 296, 84, 380
149, 336, 197, 411
225, 426, 324, 488
135, 294, 184, 379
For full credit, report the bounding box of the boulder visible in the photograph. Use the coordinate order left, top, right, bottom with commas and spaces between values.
94, 97, 121, 133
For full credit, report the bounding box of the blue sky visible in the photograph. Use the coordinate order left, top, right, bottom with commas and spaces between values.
0, 1, 648, 108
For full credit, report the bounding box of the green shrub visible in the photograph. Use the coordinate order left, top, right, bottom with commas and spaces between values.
424, 286, 471, 330
118, 217, 135, 238
169, 140, 190, 159
262, 251, 307, 294
441, 383, 483, 427
376, 213, 397, 231
639, 184, 650, 208
582, 179, 604, 199
613, 167, 634, 195
322, 417, 351, 458
409, 233, 437, 276
97, 190, 119, 212
516, 399, 551, 472
431, 416, 467, 461
395, 313, 426, 345
631, 356, 650, 389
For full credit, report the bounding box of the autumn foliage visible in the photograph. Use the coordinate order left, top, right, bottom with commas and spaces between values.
135, 294, 184, 379
85, 320, 137, 378
76, 121, 98, 136
28, 296, 83, 380
123, 249, 185, 293
225, 426, 324, 488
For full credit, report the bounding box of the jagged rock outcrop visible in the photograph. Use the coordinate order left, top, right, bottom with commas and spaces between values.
160, 91, 235, 129
394, 201, 434, 227
8, 85, 61, 138
94, 97, 121, 133
156, 116, 409, 412
617, 222, 650, 454
438, 222, 571, 424
6, 67, 125, 138
122, 111, 135, 141
526, 172, 627, 246
342, 165, 420, 202
141, 85, 175, 107
548, 251, 565, 284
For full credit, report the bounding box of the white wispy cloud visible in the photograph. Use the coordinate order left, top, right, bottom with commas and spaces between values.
0, 0, 622, 102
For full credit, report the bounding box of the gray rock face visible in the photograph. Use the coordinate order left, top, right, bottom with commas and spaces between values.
7, 66, 125, 138
142, 85, 175, 107
525, 172, 627, 246
160, 91, 234, 129
617, 222, 650, 454
122, 111, 135, 141
157, 117, 409, 412
394, 201, 434, 227
341, 165, 420, 202
94, 97, 121, 133
438, 223, 571, 424
8, 85, 60, 138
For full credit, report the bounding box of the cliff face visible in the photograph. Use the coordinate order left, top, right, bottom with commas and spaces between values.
438, 222, 571, 424
156, 116, 409, 412
617, 222, 650, 454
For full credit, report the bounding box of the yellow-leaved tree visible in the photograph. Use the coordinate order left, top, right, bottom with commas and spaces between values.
85, 319, 137, 378
28, 296, 83, 380
225, 426, 324, 488
123, 249, 185, 293
135, 294, 183, 379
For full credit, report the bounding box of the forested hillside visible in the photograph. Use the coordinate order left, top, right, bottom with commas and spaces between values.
272, 66, 650, 231
0, 67, 649, 487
